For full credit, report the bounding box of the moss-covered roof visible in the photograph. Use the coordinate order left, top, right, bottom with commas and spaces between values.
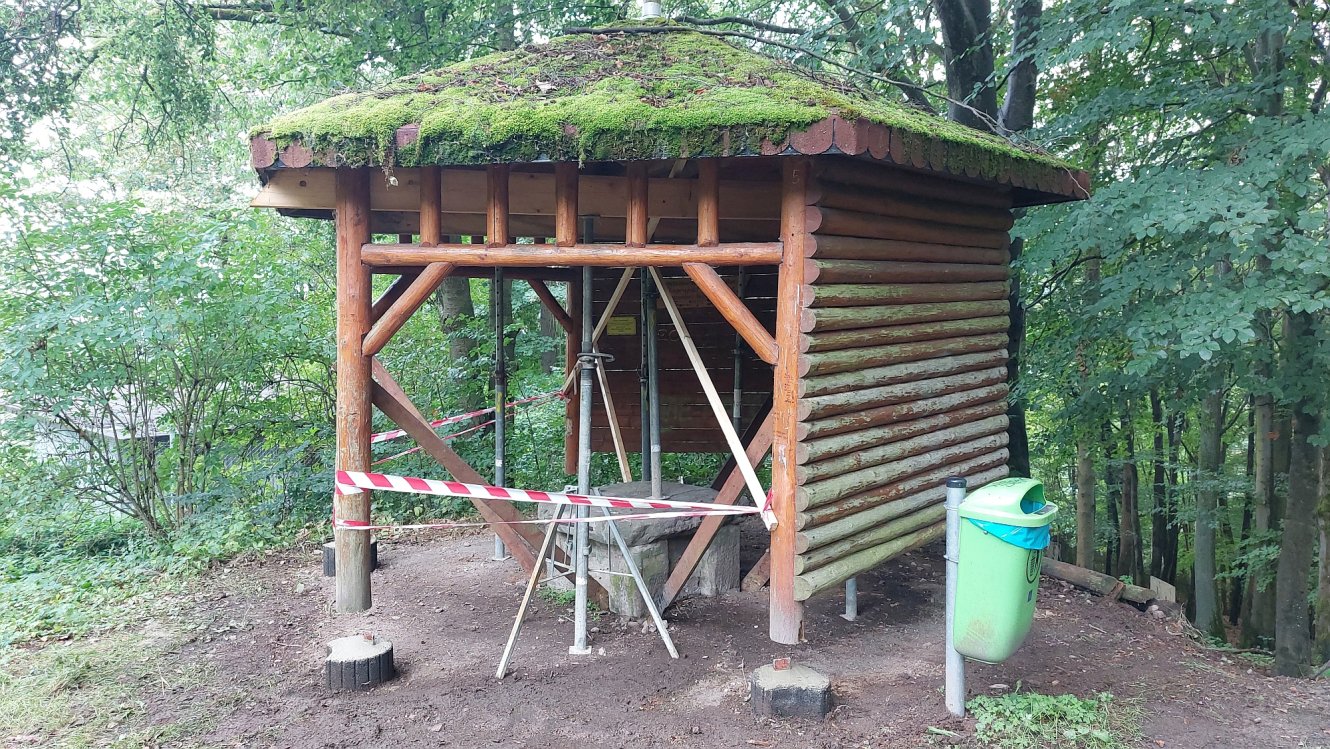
251, 23, 1085, 198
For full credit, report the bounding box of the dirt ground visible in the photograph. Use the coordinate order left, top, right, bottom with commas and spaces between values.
130, 519, 1329, 749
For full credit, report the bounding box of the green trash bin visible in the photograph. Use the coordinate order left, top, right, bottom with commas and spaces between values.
952, 477, 1057, 664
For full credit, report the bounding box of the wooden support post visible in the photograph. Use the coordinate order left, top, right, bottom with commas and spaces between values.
696, 160, 720, 248
769, 158, 811, 643
683, 262, 778, 365
557, 163, 579, 475
334, 167, 374, 613
661, 411, 775, 610
487, 165, 510, 247
362, 262, 455, 356
626, 163, 648, 248
555, 163, 578, 247
419, 166, 442, 244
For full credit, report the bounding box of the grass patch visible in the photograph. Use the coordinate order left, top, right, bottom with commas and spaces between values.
968, 690, 1139, 749
0, 626, 220, 748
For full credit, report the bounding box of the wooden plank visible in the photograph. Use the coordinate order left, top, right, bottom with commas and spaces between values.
360, 242, 783, 268
799, 332, 1010, 377
796, 415, 1008, 485
801, 316, 1010, 354
769, 157, 810, 644
802, 281, 1010, 308
811, 207, 1009, 249
801, 299, 1010, 333
806, 234, 1009, 264
799, 383, 1010, 441
797, 401, 1009, 465
809, 179, 1014, 231
799, 348, 1008, 399
660, 411, 775, 610
804, 258, 1010, 285
798, 366, 1009, 421
792, 522, 944, 601
362, 262, 455, 356
334, 167, 374, 613
812, 158, 1013, 209
683, 263, 779, 365
799, 459, 1008, 530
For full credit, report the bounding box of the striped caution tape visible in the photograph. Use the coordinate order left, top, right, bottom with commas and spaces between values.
369, 390, 564, 445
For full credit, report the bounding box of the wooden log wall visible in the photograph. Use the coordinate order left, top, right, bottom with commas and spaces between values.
790, 159, 1015, 602
573, 267, 776, 454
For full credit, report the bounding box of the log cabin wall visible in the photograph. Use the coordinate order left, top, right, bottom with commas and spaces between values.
789, 158, 1017, 602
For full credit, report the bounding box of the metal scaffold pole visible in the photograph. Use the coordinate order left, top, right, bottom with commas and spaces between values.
570, 264, 594, 655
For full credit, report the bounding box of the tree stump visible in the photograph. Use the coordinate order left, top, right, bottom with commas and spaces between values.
323, 539, 379, 577
325, 634, 395, 691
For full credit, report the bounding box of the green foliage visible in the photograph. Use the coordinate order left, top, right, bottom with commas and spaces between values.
968, 691, 1138, 749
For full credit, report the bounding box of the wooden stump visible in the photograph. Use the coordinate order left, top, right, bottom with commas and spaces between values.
323, 539, 378, 577
325, 634, 395, 691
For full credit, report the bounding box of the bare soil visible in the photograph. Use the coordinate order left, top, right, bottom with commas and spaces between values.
146, 521, 1330, 749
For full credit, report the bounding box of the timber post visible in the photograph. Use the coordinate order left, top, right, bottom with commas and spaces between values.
334, 166, 374, 613
769, 158, 810, 643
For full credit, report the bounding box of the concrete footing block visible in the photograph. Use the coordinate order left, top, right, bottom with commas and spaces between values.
325, 634, 395, 691
749, 661, 832, 719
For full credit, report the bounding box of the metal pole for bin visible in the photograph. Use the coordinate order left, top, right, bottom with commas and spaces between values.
944, 476, 967, 718
841, 576, 858, 621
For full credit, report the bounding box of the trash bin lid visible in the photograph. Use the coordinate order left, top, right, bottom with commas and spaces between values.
957, 477, 1058, 528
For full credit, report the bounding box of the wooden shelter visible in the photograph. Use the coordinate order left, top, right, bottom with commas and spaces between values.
249, 23, 1089, 645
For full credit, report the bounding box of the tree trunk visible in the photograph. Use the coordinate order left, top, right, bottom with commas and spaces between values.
1163, 410, 1184, 583
433, 276, 481, 410
1274, 311, 1321, 676
932, 0, 1000, 131
1102, 421, 1120, 578
1118, 407, 1145, 586
1149, 388, 1170, 581
1076, 438, 1096, 569
1195, 381, 1226, 639
1315, 446, 1330, 662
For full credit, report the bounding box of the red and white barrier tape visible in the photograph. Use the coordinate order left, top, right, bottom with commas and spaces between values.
372, 420, 494, 465
333, 470, 764, 530
370, 390, 563, 445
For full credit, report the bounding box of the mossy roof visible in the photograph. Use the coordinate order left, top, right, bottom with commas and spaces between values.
250, 23, 1085, 199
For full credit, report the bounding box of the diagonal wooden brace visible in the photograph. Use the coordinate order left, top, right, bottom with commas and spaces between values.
528, 279, 576, 335
682, 262, 779, 365
661, 410, 775, 610
363, 262, 456, 356
371, 270, 421, 322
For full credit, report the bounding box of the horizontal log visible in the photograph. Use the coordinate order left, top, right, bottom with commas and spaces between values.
810, 207, 1009, 249
799, 332, 1010, 377
804, 258, 1010, 285
1041, 558, 1155, 605
796, 503, 946, 573
809, 181, 1014, 231
799, 382, 1008, 441
793, 522, 945, 601
800, 463, 1007, 537
372, 265, 582, 281
798, 452, 1009, 529
799, 366, 1008, 421
801, 316, 1010, 354
802, 281, 1009, 308
362, 242, 783, 268
801, 299, 1010, 333
800, 348, 1008, 399
806, 234, 1010, 264
813, 159, 1013, 210
797, 414, 1008, 484
796, 432, 1010, 510
797, 401, 1009, 465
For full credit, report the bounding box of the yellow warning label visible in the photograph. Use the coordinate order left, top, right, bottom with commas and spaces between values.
606, 316, 637, 335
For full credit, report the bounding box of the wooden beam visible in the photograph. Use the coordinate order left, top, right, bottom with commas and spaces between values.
768, 158, 811, 644
334, 167, 374, 613
742, 551, 772, 592
371, 271, 420, 322
555, 163, 578, 247
528, 280, 576, 335
362, 262, 456, 356
661, 410, 775, 610
360, 242, 783, 268
370, 382, 541, 572
696, 160, 720, 247
372, 265, 580, 282
683, 262, 778, 365
487, 165, 510, 247
419, 166, 442, 244
626, 163, 648, 247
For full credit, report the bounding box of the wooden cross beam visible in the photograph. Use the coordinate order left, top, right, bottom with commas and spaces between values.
363, 262, 456, 356
682, 262, 778, 365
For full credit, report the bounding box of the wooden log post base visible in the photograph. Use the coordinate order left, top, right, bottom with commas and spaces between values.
325, 634, 395, 691
323, 539, 379, 577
